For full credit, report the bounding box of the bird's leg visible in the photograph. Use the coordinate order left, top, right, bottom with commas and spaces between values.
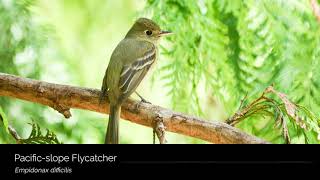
135, 91, 151, 104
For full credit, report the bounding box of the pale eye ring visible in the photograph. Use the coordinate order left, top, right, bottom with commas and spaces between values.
145, 30, 152, 36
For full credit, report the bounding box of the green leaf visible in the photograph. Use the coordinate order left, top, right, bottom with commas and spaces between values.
0, 106, 10, 134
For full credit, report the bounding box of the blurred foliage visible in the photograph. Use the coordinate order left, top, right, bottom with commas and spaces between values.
0, 0, 320, 143
146, 0, 320, 143
0, 105, 9, 134
0, 0, 48, 143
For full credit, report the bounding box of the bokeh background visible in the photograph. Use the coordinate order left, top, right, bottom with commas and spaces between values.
1, 0, 320, 144
0, 0, 206, 144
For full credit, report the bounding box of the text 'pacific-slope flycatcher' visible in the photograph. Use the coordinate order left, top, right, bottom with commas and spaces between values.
99, 18, 172, 144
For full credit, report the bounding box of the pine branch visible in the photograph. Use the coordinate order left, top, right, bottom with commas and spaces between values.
0, 72, 268, 144
227, 85, 320, 143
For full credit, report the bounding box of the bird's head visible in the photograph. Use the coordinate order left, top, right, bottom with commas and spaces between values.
125, 18, 172, 43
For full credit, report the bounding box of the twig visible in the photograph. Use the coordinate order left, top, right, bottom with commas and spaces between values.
227, 86, 274, 126
0, 117, 21, 143
8, 125, 21, 143
153, 115, 167, 144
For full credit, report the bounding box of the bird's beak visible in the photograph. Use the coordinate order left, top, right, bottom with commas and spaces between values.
160, 30, 173, 36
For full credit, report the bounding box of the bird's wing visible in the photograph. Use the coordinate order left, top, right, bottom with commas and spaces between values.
99, 68, 109, 104
118, 41, 156, 99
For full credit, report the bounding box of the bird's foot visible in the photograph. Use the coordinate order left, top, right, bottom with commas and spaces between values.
140, 97, 151, 104
135, 92, 152, 104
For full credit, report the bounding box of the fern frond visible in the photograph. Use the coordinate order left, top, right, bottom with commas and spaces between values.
19, 122, 61, 144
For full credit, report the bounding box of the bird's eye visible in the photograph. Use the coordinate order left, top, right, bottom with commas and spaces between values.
145, 30, 152, 36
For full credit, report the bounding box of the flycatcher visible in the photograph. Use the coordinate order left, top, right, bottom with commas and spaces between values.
99, 18, 172, 144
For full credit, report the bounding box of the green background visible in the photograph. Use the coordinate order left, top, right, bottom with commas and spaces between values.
1, 0, 320, 144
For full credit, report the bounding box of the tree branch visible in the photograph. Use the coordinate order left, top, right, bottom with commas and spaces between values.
0, 72, 269, 144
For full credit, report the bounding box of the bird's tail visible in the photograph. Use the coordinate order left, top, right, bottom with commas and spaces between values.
105, 104, 121, 144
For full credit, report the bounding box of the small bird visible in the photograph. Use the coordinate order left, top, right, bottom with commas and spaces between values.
99, 18, 172, 144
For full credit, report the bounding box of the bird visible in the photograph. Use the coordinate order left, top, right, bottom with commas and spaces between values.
99, 18, 172, 144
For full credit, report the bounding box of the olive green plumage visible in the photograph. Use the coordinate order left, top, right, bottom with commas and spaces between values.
100, 18, 172, 144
